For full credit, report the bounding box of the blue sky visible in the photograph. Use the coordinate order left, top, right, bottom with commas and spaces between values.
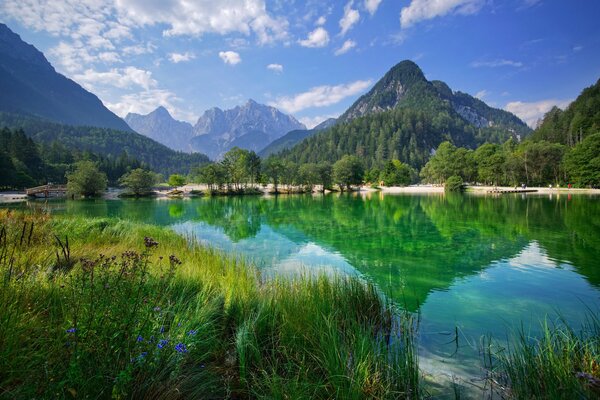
1, 0, 599, 128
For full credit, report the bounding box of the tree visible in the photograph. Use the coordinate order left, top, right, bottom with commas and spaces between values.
317, 162, 333, 192
380, 159, 412, 186
298, 163, 320, 192
196, 163, 226, 191
168, 174, 186, 187
445, 175, 464, 192
564, 133, 600, 187
333, 155, 364, 191
119, 168, 156, 196
66, 160, 107, 197
474, 144, 505, 185
263, 157, 285, 193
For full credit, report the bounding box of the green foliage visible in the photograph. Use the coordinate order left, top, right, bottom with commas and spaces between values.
0, 112, 210, 175
333, 155, 364, 191
487, 316, 600, 399
168, 174, 186, 187
263, 156, 285, 193
66, 160, 107, 197
532, 79, 600, 146
193, 163, 227, 191
564, 133, 600, 187
444, 175, 464, 192
119, 168, 157, 196
0, 212, 419, 399
420, 142, 475, 184
380, 159, 412, 186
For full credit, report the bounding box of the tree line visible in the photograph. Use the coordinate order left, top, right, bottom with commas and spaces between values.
0, 127, 145, 189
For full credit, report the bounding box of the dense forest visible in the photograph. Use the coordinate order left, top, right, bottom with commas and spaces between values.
0, 112, 210, 175
278, 107, 520, 171
0, 127, 146, 189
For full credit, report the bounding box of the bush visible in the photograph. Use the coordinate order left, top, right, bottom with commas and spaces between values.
445, 175, 464, 192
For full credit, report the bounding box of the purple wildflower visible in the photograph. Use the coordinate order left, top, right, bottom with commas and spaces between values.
66, 327, 76, 333
174, 343, 188, 353
157, 339, 168, 349
136, 335, 143, 342
188, 329, 197, 336
144, 237, 159, 248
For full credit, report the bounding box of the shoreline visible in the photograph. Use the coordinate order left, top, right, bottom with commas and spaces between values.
2, 184, 599, 204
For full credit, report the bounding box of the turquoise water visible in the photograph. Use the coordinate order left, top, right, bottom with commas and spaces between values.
5, 192, 600, 386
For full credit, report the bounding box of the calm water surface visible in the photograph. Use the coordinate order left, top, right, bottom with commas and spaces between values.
5, 192, 600, 389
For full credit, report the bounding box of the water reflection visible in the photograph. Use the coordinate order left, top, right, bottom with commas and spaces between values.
7, 193, 600, 312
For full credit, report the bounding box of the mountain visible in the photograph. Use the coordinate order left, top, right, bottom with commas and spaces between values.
0, 23, 132, 132
125, 107, 194, 152
190, 99, 305, 159
279, 60, 531, 169
125, 100, 305, 160
258, 117, 337, 158
0, 112, 209, 175
339, 60, 529, 136
530, 78, 599, 145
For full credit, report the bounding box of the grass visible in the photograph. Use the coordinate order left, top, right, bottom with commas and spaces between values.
485, 315, 600, 399
2, 208, 599, 399
0, 209, 419, 399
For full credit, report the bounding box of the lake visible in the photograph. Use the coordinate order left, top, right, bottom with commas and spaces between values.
4, 192, 600, 389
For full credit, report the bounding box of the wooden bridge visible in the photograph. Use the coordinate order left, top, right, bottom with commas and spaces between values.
26, 184, 68, 198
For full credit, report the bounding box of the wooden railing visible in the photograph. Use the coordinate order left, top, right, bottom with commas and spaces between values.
26, 184, 68, 197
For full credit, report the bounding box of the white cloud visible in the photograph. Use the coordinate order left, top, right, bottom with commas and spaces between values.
364, 0, 382, 15
400, 0, 484, 29
168, 52, 196, 63
316, 16, 327, 25
219, 50, 242, 65
474, 90, 488, 99
340, 2, 360, 36
73, 67, 157, 91
471, 59, 524, 68
0, 0, 288, 75
518, 0, 542, 10
122, 42, 156, 55
267, 63, 283, 73
505, 99, 572, 128
269, 79, 372, 113
298, 27, 330, 48
334, 39, 357, 55
106, 89, 192, 120
115, 0, 288, 44
299, 114, 338, 129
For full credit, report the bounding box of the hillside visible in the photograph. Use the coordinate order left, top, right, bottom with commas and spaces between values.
531, 79, 600, 145
258, 118, 337, 158
0, 23, 132, 132
279, 61, 530, 169
0, 112, 209, 175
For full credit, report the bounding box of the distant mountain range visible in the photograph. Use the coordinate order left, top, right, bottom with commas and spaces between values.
278, 60, 531, 169
0, 23, 132, 132
126, 100, 305, 160
0, 24, 209, 174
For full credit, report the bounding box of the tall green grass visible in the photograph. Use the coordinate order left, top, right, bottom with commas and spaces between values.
485, 315, 600, 399
0, 210, 420, 399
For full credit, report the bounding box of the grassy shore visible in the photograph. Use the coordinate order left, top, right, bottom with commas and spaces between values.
485, 316, 600, 399
2, 210, 599, 399
0, 210, 419, 399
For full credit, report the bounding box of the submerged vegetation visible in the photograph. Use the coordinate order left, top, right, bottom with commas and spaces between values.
0, 210, 419, 399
